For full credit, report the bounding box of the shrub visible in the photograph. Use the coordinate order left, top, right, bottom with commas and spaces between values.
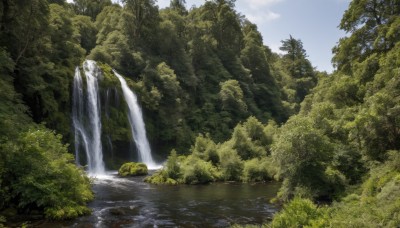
271, 116, 334, 200
165, 149, 182, 180
144, 170, 178, 185
229, 117, 270, 160
242, 158, 274, 182
0, 128, 93, 219
319, 151, 400, 227
180, 155, 219, 184
118, 162, 148, 177
144, 150, 182, 184
271, 197, 323, 228
218, 144, 243, 181
191, 134, 219, 165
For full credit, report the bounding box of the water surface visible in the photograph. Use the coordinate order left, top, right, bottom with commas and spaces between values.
38, 172, 280, 227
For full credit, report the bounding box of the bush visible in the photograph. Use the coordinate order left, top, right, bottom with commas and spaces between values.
165, 149, 182, 180
191, 134, 219, 165
144, 150, 182, 184
180, 155, 219, 184
242, 158, 274, 182
271, 197, 323, 228
271, 116, 335, 200
0, 128, 93, 219
326, 151, 400, 227
218, 144, 243, 181
144, 170, 178, 185
118, 162, 148, 177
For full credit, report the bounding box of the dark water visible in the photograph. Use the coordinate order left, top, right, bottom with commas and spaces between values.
38, 172, 280, 228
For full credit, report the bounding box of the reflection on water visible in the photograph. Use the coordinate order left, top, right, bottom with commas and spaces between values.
38, 172, 280, 227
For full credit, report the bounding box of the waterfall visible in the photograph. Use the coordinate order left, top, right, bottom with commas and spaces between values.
72, 67, 89, 166
113, 70, 159, 169
72, 60, 105, 175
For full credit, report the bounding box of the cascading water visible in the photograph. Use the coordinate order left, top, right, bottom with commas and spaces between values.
72, 60, 105, 175
72, 67, 89, 166
113, 70, 159, 169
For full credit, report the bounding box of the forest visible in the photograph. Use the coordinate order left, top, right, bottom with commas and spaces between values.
0, 0, 399, 227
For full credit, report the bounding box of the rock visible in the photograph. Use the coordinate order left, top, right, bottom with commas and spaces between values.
118, 162, 148, 177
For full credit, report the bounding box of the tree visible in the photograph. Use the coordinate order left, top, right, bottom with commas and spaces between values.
280, 35, 314, 79
271, 116, 339, 200
73, 0, 112, 20
72, 15, 97, 54
279, 35, 316, 103
170, 0, 187, 15
0, 129, 93, 219
0, 0, 49, 65
122, 0, 160, 49
333, 0, 400, 73
219, 79, 247, 115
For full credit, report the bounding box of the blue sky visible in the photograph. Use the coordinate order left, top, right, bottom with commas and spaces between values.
157, 0, 351, 73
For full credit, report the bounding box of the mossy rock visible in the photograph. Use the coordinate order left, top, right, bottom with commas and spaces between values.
118, 162, 148, 177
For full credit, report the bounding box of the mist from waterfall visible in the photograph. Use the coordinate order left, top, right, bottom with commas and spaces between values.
113, 70, 159, 169
72, 60, 105, 175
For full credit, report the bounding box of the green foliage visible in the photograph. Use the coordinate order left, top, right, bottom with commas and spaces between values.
333, 0, 400, 73
0, 51, 29, 139
118, 162, 148, 177
72, 15, 97, 54
271, 116, 340, 200
242, 158, 274, 182
73, 0, 112, 20
271, 197, 323, 228
191, 134, 219, 165
218, 144, 243, 181
266, 2, 400, 225
219, 79, 248, 115
144, 149, 182, 184
165, 149, 181, 180
144, 170, 179, 185
230, 117, 269, 160
146, 116, 277, 185
122, 0, 160, 49
0, 128, 93, 219
276, 35, 317, 109
317, 151, 400, 227
180, 155, 219, 184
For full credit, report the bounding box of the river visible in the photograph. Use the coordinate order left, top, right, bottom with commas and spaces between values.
36, 172, 280, 227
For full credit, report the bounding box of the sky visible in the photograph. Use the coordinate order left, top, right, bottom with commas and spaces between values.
67, 0, 351, 72
156, 0, 351, 73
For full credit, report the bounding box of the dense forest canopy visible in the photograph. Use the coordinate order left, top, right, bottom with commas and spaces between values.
0, 0, 399, 226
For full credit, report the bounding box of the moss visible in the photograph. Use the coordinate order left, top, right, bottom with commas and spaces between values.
118, 162, 148, 177
97, 62, 119, 88
45, 205, 91, 220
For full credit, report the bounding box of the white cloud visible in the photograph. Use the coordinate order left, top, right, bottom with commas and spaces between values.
157, 0, 170, 8
237, 0, 284, 25
245, 0, 284, 9
246, 11, 281, 23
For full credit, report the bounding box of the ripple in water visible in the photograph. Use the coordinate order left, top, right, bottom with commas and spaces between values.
36, 173, 280, 227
